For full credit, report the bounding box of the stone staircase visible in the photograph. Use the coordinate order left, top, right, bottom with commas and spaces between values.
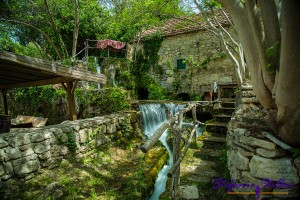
179, 99, 239, 199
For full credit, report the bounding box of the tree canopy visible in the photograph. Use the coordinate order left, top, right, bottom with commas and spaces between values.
0, 0, 189, 60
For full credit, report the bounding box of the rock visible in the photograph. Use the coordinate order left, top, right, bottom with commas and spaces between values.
294, 156, 300, 171
228, 150, 249, 170
256, 148, 286, 158
241, 171, 262, 185
106, 124, 116, 134
3, 162, 13, 173
0, 149, 5, 162
249, 155, 299, 184
34, 140, 51, 154
78, 128, 90, 144
0, 165, 5, 176
41, 182, 67, 200
10, 134, 32, 147
272, 184, 299, 198
19, 144, 33, 151
237, 147, 254, 157
180, 185, 199, 199
239, 136, 276, 150
234, 128, 247, 137
12, 158, 40, 176
57, 133, 68, 143
0, 137, 8, 148
1, 174, 12, 181
6, 148, 22, 160
59, 146, 69, 156
31, 133, 46, 143
21, 148, 35, 157
38, 151, 51, 160
228, 166, 241, 181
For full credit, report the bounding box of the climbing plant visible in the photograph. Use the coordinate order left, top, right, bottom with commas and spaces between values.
130, 33, 168, 99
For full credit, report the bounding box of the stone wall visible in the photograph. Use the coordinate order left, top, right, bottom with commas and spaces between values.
128, 28, 237, 96
0, 111, 141, 181
226, 85, 300, 199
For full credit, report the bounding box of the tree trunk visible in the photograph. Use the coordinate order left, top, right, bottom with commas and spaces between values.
218, 0, 275, 109
72, 0, 79, 57
274, 0, 300, 146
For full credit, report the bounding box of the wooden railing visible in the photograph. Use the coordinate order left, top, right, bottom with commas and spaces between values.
139, 102, 206, 199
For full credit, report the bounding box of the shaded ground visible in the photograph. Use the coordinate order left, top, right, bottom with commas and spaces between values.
1, 143, 148, 200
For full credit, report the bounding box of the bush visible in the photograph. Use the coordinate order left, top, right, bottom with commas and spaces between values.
148, 84, 169, 100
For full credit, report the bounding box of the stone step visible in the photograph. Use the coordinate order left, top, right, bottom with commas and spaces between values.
180, 185, 199, 200
180, 163, 218, 184
205, 122, 227, 127
217, 107, 235, 115
205, 122, 228, 135
221, 101, 236, 108
201, 135, 226, 143
182, 157, 216, 168
213, 115, 232, 123
194, 148, 223, 158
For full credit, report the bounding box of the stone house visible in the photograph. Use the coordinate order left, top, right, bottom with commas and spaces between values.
128, 12, 238, 100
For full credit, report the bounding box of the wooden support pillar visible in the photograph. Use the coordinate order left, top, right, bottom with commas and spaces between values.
1, 89, 8, 115
62, 81, 78, 121
192, 105, 197, 144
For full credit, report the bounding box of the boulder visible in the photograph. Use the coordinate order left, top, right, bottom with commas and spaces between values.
41, 182, 67, 200
249, 155, 299, 184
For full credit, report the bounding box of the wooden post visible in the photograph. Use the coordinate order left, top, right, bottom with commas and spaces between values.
172, 112, 183, 200
1, 89, 8, 115
62, 81, 78, 121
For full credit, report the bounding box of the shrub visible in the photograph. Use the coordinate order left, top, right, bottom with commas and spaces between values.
148, 84, 169, 100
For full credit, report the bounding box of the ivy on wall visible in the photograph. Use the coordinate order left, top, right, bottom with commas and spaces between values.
130, 33, 168, 99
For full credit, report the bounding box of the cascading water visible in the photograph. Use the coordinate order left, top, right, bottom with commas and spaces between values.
139, 103, 186, 200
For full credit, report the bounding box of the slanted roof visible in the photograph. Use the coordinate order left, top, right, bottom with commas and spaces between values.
136, 11, 229, 40
0, 50, 107, 89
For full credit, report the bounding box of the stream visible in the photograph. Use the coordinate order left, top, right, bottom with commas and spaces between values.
139, 103, 185, 200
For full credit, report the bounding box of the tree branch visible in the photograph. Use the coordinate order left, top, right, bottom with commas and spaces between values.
43, 0, 68, 58
1, 19, 62, 60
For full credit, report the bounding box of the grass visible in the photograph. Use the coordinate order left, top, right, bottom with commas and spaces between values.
1, 143, 149, 200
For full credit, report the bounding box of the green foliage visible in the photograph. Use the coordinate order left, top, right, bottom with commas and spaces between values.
116, 70, 136, 90
266, 41, 280, 73
291, 148, 300, 157
76, 87, 130, 115
101, 87, 130, 112
190, 93, 202, 101
66, 132, 77, 152
143, 33, 164, 73
148, 84, 169, 100
203, 0, 222, 9
8, 86, 67, 124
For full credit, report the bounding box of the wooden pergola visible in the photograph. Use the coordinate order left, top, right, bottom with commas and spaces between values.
0, 50, 107, 121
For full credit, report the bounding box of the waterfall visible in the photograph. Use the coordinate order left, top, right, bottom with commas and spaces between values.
139, 103, 186, 200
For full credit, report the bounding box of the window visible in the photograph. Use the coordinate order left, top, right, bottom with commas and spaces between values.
177, 59, 186, 70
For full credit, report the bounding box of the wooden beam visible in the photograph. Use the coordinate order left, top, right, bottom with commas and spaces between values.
65, 81, 77, 121
0, 77, 75, 89
1, 89, 8, 115
0, 50, 107, 84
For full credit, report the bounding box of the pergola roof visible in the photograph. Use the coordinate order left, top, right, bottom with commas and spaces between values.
134, 10, 230, 40
0, 50, 107, 89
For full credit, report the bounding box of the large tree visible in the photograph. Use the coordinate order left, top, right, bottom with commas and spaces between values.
200, 0, 300, 146
0, 0, 110, 60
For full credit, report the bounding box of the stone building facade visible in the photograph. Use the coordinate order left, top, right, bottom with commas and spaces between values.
128, 14, 237, 99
